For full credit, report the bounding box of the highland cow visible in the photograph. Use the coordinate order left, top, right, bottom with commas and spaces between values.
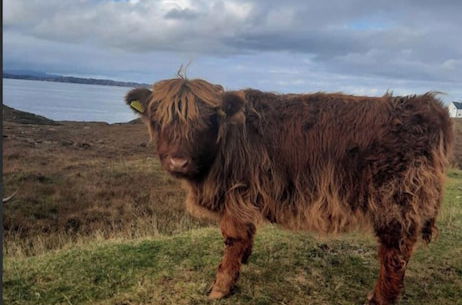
125, 78, 453, 305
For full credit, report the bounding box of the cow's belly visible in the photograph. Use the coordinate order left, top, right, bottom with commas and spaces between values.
261, 196, 373, 234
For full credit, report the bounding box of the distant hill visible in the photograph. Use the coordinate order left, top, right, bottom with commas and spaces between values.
3, 105, 58, 125
3, 72, 150, 88
3, 69, 50, 77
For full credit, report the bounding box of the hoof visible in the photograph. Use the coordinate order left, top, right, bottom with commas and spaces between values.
207, 280, 229, 300
364, 291, 380, 305
208, 289, 228, 300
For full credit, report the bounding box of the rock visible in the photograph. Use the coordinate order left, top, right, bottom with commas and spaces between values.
77, 142, 91, 149
24, 138, 36, 144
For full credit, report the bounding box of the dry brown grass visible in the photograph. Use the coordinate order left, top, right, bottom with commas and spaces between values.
2, 120, 211, 256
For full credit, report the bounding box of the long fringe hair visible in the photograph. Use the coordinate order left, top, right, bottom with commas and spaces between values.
149, 78, 223, 125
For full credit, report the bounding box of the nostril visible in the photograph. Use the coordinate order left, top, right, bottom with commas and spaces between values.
169, 157, 189, 170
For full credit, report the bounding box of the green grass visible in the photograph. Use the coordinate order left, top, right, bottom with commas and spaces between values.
4, 170, 462, 305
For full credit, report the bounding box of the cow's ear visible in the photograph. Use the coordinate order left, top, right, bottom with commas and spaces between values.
214, 84, 225, 93
220, 91, 245, 124
125, 87, 152, 117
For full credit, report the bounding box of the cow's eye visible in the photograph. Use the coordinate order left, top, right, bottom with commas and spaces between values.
209, 114, 219, 128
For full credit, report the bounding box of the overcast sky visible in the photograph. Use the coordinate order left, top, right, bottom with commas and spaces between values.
4, 0, 462, 101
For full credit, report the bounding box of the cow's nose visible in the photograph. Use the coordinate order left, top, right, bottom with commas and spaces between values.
168, 157, 189, 172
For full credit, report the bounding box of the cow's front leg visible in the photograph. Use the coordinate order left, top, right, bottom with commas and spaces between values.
209, 214, 256, 299
366, 235, 416, 305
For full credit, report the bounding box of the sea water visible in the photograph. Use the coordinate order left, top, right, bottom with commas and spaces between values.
3, 78, 138, 123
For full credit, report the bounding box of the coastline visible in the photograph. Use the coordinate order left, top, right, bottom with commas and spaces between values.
3, 73, 150, 88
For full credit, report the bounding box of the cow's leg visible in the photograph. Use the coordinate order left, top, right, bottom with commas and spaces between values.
367, 227, 417, 305
209, 215, 255, 299
241, 223, 255, 264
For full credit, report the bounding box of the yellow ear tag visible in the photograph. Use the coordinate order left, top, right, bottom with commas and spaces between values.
130, 100, 144, 113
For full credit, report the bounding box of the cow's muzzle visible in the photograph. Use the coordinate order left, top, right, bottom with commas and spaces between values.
167, 157, 190, 174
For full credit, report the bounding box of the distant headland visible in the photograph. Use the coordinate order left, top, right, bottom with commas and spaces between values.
3, 71, 150, 88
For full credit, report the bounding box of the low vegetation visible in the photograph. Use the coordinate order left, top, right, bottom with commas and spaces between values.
3, 118, 210, 257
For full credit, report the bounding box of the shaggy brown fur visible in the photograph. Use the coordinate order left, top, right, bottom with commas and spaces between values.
125, 78, 453, 304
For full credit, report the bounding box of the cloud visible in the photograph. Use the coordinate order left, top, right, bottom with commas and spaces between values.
3, 0, 462, 101
4, 0, 254, 53
164, 8, 201, 20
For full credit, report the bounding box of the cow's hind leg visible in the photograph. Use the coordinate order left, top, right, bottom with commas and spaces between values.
209, 215, 255, 299
421, 218, 437, 244
367, 222, 417, 305
241, 224, 255, 264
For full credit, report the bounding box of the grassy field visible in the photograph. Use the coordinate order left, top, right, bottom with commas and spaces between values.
2, 120, 210, 256
3, 169, 462, 305
3, 109, 462, 304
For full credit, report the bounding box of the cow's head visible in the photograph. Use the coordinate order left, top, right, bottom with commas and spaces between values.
125, 78, 245, 181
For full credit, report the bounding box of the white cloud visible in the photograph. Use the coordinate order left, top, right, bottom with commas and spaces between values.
3, 0, 462, 101
442, 59, 460, 71
4, 0, 257, 54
